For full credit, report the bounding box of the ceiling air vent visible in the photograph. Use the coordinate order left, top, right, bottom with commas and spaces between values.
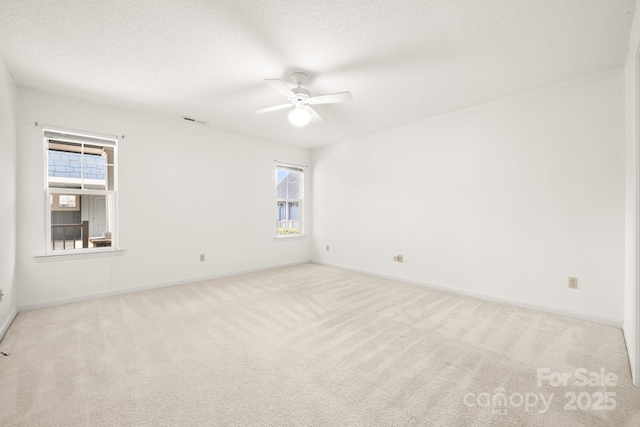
181, 116, 208, 125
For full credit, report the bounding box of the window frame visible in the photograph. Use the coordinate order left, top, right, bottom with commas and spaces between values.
43, 127, 119, 254
275, 163, 304, 238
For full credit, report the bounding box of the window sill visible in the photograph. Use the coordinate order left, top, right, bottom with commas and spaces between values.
35, 248, 126, 262
273, 234, 307, 241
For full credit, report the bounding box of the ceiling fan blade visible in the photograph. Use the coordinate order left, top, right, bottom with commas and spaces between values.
305, 105, 324, 121
253, 103, 292, 114
265, 79, 295, 97
308, 91, 353, 105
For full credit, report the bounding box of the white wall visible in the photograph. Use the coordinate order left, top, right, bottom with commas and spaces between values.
0, 56, 18, 339
16, 89, 311, 309
624, 3, 640, 388
313, 69, 626, 327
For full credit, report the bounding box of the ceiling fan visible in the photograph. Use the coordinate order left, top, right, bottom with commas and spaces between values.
253, 72, 353, 127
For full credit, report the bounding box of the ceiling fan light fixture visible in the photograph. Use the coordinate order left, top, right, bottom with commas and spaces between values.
288, 105, 311, 127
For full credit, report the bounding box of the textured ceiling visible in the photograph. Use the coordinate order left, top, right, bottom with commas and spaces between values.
0, 0, 636, 148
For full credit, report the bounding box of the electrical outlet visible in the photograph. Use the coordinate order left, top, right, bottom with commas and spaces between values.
568, 277, 578, 289
326, 245, 330, 251
393, 255, 404, 263
200, 254, 205, 262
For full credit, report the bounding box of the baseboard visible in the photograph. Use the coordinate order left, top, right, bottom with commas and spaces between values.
312, 261, 624, 329
18, 260, 312, 312
0, 308, 18, 343
622, 322, 639, 388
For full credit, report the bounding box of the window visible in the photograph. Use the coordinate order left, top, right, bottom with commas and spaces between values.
50, 194, 80, 211
276, 164, 303, 236
44, 128, 117, 252
58, 195, 77, 208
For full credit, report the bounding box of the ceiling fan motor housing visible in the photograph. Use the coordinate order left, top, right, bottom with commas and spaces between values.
290, 87, 310, 104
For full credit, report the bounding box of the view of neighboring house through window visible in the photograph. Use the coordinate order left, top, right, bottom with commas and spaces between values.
45, 128, 117, 251
276, 164, 303, 235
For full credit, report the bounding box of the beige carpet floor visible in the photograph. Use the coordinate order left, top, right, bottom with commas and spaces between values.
1, 263, 639, 426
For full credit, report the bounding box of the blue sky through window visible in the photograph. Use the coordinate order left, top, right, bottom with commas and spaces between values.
277, 169, 287, 184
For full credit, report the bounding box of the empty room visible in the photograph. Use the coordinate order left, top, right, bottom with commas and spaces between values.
1, 1, 640, 426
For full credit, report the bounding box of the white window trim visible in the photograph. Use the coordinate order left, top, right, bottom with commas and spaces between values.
273, 234, 307, 241
35, 248, 126, 261
42, 126, 119, 256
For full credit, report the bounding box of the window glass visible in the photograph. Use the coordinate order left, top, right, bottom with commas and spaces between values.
276, 165, 303, 235
44, 129, 117, 252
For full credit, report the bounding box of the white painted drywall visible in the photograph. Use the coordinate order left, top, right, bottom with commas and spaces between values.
16, 89, 311, 309
0, 56, 18, 339
312, 69, 625, 326
624, 4, 640, 389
